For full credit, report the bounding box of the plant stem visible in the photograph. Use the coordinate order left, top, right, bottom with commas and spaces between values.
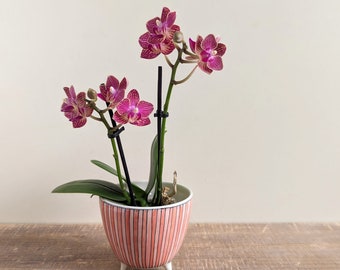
91, 102, 131, 203
174, 65, 198, 85
109, 137, 131, 204
155, 48, 183, 205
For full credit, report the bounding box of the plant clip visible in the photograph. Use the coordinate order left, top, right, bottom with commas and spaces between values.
154, 110, 169, 118
107, 126, 125, 139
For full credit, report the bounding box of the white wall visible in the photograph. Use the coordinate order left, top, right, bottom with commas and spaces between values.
1, 0, 340, 223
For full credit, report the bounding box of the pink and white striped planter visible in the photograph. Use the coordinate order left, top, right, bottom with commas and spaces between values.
99, 183, 192, 270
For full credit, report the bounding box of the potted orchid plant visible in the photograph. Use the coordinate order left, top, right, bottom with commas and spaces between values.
53, 7, 226, 206
53, 7, 226, 270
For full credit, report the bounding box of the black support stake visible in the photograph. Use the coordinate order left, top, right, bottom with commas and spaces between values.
106, 102, 136, 206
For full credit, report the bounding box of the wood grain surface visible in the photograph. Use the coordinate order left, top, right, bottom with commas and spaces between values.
1, 223, 340, 269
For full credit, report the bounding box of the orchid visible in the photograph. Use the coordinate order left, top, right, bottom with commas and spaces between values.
61, 86, 93, 128
53, 7, 226, 207
188, 34, 227, 74
114, 89, 153, 126
97, 75, 127, 109
139, 7, 180, 59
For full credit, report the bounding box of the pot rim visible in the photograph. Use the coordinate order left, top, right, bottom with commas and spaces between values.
100, 182, 193, 210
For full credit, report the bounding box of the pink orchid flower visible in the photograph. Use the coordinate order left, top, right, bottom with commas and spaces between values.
139, 7, 180, 59
61, 86, 93, 128
113, 89, 154, 126
188, 34, 226, 74
98, 75, 127, 109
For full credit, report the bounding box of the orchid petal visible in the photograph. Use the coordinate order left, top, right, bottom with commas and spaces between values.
127, 89, 140, 107
216, 43, 227, 56
61, 104, 73, 113
116, 98, 130, 115
200, 51, 211, 62
160, 7, 170, 22
148, 34, 165, 44
198, 62, 213, 74
146, 17, 160, 33
139, 32, 150, 48
76, 92, 86, 107
141, 49, 160, 59
166, 11, 176, 26
207, 56, 223, 71
160, 40, 175, 55
113, 111, 128, 125
99, 83, 106, 97
134, 118, 151, 126
202, 34, 217, 51
64, 111, 78, 120
106, 75, 119, 91
97, 93, 105, 101
72, 117, 87, 128
119, 77, 127, 92
84, 106, 94, 117
194, 36, 204, 54
189, 38, 196, 52
63, 86, 77, 99
138, 101, 154, 117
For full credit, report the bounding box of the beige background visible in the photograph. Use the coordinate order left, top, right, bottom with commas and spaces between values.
1, 0, 340, 223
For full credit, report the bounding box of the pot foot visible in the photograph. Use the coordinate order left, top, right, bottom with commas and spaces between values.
119, 262, 171, 269
164, 262, 172, 270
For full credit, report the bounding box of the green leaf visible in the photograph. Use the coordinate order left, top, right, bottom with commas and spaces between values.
52, 179, 127, 202
91, 160, 126, 180
145, 134, 159, 195
90, 159, 147, 199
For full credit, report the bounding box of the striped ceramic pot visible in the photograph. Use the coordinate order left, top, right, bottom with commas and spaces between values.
99, 183, 192, 270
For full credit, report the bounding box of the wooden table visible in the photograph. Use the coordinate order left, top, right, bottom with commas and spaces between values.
1, 223, 340, 269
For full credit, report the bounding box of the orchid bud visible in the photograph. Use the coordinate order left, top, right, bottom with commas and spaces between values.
173, 31, 184, 43
87, 88, 97, 101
